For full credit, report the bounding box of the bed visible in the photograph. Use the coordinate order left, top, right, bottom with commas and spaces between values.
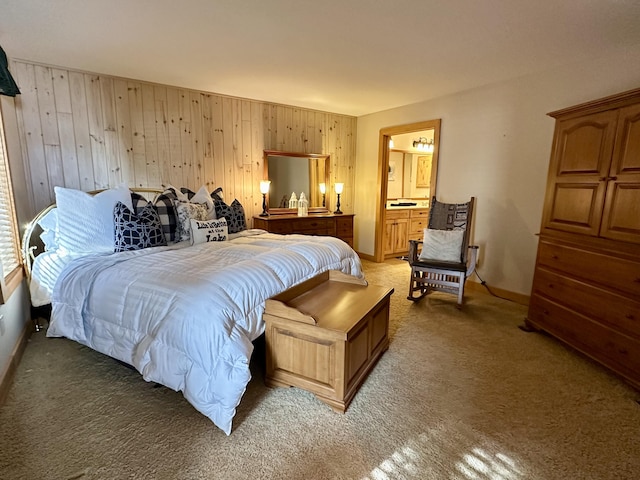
23, 185, 363, 435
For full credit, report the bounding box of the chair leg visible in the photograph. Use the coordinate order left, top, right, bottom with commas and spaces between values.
456, 274, 465, 309
408, 270, 419, 301
407, 270, 428, 301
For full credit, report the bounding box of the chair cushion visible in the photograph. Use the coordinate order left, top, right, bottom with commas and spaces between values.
419, 228, 464, 262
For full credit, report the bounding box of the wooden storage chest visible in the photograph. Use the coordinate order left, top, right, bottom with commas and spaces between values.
263, 270, 393, 412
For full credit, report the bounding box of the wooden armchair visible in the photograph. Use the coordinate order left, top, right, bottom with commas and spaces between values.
407, 197, 478, 307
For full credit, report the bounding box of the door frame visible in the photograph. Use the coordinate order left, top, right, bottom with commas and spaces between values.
374, 119, 441, 262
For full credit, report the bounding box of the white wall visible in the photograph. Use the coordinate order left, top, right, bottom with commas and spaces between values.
0, 282, 30, 378
355, 48, 640, 296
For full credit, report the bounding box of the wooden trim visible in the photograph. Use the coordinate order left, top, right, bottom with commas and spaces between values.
465, 279, 530, 306
356, 251, 376, 262
263, 150, 330, 159
0, 265, 24, 304
379, 119, 442, 136
0, 315, 33, 407
374, 130, 389, 262
548, 87, 640, 119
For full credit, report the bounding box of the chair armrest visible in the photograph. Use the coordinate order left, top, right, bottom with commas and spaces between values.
466, 245, 479, 277
408, 239, 421, 263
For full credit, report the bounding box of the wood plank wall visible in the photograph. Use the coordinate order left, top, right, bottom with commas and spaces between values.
9, 60, 357, 225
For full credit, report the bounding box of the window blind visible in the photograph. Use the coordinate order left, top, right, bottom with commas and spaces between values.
0, 109, 20, 279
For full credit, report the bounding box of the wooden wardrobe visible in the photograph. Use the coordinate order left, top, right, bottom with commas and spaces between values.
526, 88, 640, 389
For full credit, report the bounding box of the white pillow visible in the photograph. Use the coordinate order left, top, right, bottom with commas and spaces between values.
37, 208, 59, 251
54, 184, 134, 254
419, 228, 464, 263
190, 185, 216, 220
190, 218, 228, 245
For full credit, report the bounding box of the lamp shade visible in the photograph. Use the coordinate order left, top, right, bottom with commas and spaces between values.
259, 180, 271, 194
319, 183, 326, 194
335, 183, 344, 194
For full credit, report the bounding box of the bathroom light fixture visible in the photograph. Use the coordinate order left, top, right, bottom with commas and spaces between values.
334, 183, 344, 214
413, 137, 434, 153
259, 180, 271, 216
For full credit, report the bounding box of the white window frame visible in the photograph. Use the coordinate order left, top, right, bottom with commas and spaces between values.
0, 103, 23, 304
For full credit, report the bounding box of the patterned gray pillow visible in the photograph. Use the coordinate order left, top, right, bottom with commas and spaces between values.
175, 202, 209, 243
114, 201, 167, 252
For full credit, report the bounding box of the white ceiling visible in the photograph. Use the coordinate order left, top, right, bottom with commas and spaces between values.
2, 0, 640, 116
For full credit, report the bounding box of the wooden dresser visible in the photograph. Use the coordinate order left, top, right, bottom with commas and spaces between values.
253, 214, 354, 247
526, 88, 640, 389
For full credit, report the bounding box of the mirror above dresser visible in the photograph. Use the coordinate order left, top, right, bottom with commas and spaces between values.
264, 150, 330, 214
256, 150, 353, 246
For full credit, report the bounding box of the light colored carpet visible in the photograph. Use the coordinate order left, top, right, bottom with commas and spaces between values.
1, 259, 639, 480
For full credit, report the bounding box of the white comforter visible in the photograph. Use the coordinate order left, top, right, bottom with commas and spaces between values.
47, 232, 363, 434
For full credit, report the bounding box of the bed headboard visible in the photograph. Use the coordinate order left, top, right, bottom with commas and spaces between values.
21, 187, 164, 280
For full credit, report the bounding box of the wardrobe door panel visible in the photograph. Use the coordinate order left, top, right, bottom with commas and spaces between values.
601, 104, 640, 244
542, 110, 617, 236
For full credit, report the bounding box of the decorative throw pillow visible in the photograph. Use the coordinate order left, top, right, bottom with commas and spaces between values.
114, 201, 167, 252
154, 189, 180, 244
175, 202, 209, 242
210, 187, 224, 204
214, 198, 247, 234
419, 228, 465, 263
162, 184, 189, 202
54, 184, 134, 254
180, 187, 195, 200
190, 218, 228, 245
180, 185, 215, 219
130, 191, 152, 215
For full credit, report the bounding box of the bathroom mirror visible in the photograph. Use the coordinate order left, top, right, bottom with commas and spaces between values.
386, 129, 438, 202
263, 150, 330, 214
